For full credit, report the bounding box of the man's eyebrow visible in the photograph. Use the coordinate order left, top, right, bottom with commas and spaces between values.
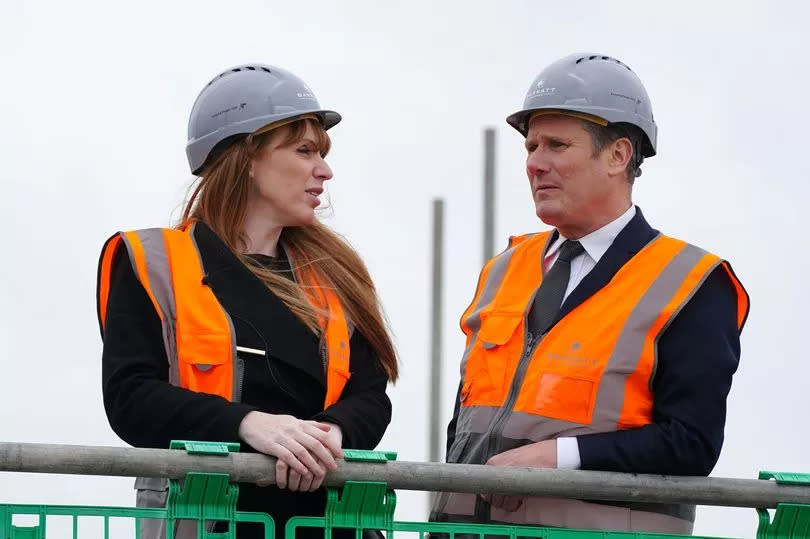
525, 134, 567, 149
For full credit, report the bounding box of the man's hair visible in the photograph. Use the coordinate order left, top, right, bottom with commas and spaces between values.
581, 121, 645, 183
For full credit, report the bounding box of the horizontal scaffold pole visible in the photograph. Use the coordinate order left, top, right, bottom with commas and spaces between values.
1, 442, 808, 509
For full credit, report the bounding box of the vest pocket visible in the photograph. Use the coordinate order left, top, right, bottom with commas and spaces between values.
176, 331, 234, 399
476, 312, 523, 348
531, 372, 596, 424
177, 331, 232, 367
464, 313, 523, 406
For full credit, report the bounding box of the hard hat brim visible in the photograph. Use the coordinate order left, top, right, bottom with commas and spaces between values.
506, 105, 656, 158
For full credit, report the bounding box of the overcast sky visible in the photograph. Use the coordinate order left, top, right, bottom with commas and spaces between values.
2, 1, 809, 536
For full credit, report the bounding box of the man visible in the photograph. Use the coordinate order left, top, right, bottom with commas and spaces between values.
430, 53, 749, 533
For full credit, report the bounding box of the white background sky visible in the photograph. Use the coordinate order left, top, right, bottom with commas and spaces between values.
2, 1, 809, 537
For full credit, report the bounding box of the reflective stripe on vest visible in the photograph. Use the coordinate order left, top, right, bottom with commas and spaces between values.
432, 231, 749, 532
97, 223, 351, 408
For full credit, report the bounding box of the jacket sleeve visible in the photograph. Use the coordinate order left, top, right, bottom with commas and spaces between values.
576, 266, 743, 476
312, 331, 392, 450
102, 247, 257, 449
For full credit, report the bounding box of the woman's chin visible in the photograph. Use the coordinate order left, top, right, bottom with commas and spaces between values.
282, 210, 317, 227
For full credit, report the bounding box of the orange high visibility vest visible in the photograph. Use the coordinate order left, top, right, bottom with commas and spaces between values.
432, 231, 749, 532
97, 223, 351, 408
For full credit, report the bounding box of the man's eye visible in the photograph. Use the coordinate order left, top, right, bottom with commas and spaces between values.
549, 141, 567, 150
526, 144, 538, 153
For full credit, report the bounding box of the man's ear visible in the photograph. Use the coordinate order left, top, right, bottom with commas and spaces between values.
607, 138, 633, 176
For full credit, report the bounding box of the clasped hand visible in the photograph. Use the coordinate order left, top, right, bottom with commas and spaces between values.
238, 411, 343, 492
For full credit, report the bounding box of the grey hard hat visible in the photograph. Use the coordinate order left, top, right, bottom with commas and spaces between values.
506, 53, 657, 157
186, 63, 341, 174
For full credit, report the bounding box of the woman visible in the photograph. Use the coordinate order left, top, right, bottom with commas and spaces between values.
97, 64, 397, 538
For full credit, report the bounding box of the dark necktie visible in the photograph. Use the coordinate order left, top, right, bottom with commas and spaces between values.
526, 240, 585, 339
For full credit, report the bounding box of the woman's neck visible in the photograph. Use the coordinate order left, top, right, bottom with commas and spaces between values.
242, 210, 283, 256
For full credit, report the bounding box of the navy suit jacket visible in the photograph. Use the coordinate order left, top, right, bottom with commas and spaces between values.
446, 207, 748, 476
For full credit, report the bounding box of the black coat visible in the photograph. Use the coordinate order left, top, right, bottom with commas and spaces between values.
101, 222, 392, 538
446, 208, 748, 477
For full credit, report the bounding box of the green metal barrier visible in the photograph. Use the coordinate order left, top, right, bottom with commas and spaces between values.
287, 453, 810, 539
756, 472, 810, 538
0, 441, 274, 538
0, 503, 273, 539
2, 445, 810, 538
288, 451, 712, 539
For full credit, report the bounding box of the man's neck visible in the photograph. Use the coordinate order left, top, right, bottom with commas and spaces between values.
557, 201, 632, 240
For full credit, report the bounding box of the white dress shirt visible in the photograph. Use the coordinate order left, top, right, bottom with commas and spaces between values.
543, 205, 637, 470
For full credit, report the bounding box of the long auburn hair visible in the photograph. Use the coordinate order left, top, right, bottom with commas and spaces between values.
180, 119, 398, 381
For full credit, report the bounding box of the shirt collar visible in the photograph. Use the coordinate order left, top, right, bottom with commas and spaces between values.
546, 205, 637, 264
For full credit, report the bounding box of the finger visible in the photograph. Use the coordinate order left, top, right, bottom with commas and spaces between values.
288, 470, 299, 492
321, 429, 344, 459
304, 421, 332, 432
309, 459, 328, 491
315, 423, 344, 456
303, 423, 342, 456
275, 459, 289, 489
296, 434, 338, 471
286, 439, 329, 476
299, 471, 314, 492
270, 444, 309, 476
310, 472, 324, 491
288, 469, 304, 492
479, 493, 491, 504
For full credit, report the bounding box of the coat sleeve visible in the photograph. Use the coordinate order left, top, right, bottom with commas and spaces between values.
575, 265, 744, 476
312, 331, 392, 450
102, 247, 257, 449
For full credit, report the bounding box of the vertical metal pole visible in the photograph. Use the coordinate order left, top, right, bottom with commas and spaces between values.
427, 198, 445, 514
429, 197, 445, 467
483, 127, 496, 264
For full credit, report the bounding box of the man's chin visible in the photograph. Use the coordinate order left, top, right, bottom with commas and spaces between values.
536, 205, 562, 227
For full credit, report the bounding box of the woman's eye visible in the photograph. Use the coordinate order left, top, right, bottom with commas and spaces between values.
298, 146, 312, 154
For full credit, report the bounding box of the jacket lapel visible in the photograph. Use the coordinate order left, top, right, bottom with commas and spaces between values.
555, 207, 659, 323
192, 222, 326, 386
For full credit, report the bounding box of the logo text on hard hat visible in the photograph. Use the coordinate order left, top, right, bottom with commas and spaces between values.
211, 104, 247, 118
528, 83, 557, 99
610, 92, 640, 104
297, 84, 316, 99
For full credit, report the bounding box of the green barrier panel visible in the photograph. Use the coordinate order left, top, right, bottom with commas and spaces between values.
756, 472, 810, 538
0, 504, 273, 539
0, 441, 273, 538
285, 452, 810, 539
286, 450, 716, 539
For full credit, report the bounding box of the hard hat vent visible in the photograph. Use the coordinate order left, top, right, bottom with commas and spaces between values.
575, 55, 633, 72
205, 65, 273, 87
